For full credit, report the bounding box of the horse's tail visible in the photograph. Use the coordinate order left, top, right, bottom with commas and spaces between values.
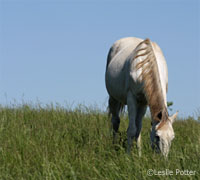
133, 38, 167, 122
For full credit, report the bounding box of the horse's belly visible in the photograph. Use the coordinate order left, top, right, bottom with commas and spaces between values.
106, 61, 148, 105
105, 61, 129, 104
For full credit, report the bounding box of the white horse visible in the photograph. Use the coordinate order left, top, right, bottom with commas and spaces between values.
105, 37, 178, 157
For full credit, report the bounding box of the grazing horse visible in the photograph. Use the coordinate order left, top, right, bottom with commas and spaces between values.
105, 37, 178, 157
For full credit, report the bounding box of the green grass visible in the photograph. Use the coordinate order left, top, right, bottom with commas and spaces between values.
0, 104, 199, 180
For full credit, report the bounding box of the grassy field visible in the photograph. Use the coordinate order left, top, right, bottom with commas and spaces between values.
0, 104, 199, 180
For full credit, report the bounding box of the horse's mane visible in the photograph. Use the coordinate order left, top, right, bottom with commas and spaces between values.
133, 39, 168, 125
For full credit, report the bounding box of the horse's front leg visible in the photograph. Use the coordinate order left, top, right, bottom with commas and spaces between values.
135, 105, 147, 156
126, 91, 137, 154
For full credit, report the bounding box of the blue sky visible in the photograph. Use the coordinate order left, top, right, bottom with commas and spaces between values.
0, 0, 199, 117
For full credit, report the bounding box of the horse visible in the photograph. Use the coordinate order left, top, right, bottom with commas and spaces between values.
105, 37, 178, 157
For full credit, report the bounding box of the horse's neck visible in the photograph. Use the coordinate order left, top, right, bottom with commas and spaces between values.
133, 39, 168, 122
151, 42, 168, 107
150, 43, 168, 121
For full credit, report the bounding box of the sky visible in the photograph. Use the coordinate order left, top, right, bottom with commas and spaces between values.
0, 0, 199, 118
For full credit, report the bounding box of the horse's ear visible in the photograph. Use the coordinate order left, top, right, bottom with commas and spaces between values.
169, 111, 179, 124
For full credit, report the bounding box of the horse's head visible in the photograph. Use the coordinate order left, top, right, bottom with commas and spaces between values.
150, 111, 178, 157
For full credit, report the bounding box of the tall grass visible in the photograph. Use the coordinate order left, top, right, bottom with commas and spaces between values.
0, 104, 199, 179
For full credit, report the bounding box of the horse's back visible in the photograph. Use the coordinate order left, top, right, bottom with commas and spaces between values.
106, 37, 143, 68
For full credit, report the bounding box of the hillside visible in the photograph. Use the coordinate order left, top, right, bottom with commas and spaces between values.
0, 104, 199, 180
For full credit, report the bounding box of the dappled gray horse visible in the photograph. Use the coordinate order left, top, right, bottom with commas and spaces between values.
105, 37, 178, 157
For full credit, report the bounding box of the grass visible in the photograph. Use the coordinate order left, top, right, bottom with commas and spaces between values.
0, 103, 199, 180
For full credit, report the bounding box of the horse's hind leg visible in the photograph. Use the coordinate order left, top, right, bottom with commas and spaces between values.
108, 96, 121, 143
